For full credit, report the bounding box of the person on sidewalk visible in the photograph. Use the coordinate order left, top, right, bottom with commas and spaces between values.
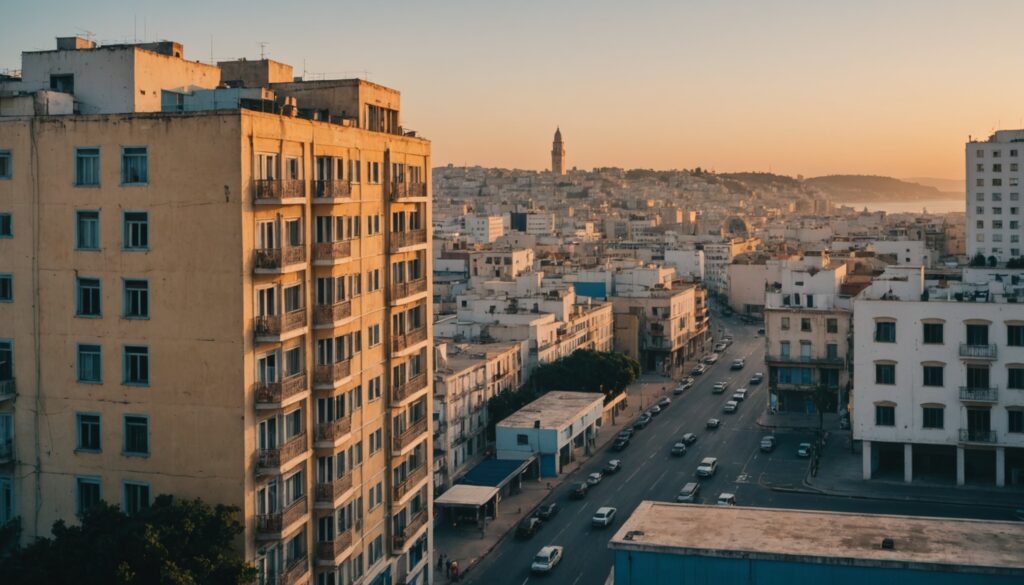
436, 553, 445, 572
450, 560, 460, 581
445, 558, 451, 578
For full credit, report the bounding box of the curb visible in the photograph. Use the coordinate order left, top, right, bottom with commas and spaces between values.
769, 474, 1022, 511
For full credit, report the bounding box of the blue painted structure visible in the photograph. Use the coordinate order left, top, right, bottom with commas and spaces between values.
572, 281, 607, 300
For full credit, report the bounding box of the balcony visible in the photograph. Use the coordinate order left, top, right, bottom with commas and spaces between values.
765, 354, 846, 367
392, 464, 428, 502
255, 495, 308, 537
959, 428, 998, 444
392, 327, 428, 353
256, 433, 307, 474
393, 419, 428, 452
279, 554, 309, 585
389, 229, 427, 251
959, 343, 997, 360
254, 372, 308, 408
392, 509, 428, 551
254, 309, 307, 342
254, 179, 305, 202
314, 416, 352, 446
959, 386, 999, 402
389, 181, 427, 201
313, 359, 352, 388
316, 529, 353, 564
254, 246, 307, 272
0, 379, 14, 404
392, 278, 428, 301
393, 374, 428, 403
312, 180, 352, 202
312, 240, 352, 265
315, 473, 353, 504
313, 300, 352, 327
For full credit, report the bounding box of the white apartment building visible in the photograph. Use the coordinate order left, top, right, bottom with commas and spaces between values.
701, 237, 760, 298
464, 215, 504, 244
524, 212, 556, 237
853, 267, 1024, 487
966, 130, 1024, 263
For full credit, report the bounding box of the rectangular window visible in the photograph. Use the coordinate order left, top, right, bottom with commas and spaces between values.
1009, 367, 1024, 390
0, 213, 11, 237
285, 409, 303, 439
922, 323, 943, 344
1010, 411, 1024, 433
76, 277, 101, 316
123, 279, 149, 319
826, 318, 837, 334
800, 318, 811, 332
77, 344, 102, 383
77, 413, 101, 451
77, 477, 102, 515
123, 211, 149, 250
367, 376, 382, 401
75, 147, 100, 186
123, 415, 149, 455
368, 324, 381, 347
0, 274, 10, 302
123, 346, 150, 386
76, 210, 100, 250
875, 363, 896, 385
875, 405, 895, 426
922, 365, 943, 387
123, 482, 150, 514
780, 317, 789, 331
285, 347, 302, 377
121, 147, 148, 184
1008, 325, 1024, 347
922, 407, 944, 429
874, 321, 896, 343
284, 285, 302, 312
0, 151, 10, 179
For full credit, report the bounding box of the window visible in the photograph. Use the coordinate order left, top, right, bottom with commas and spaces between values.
826, 318, 837, 334
779, 341, 790, 358
123, 482, 150, 514
0, 274, 10, 302
874, 321, 896, 343
1010, 410, 1024, 434
284, 285, 302, 312
123, 211, 149, 250
875, 363, 896, 385
922, 407, 944, 429
875, 405, 895, 426
1008, 325, 1024, 347
780, 317, 790, 331
50, 73, 74, 94
77, 413, 101, 451
800, 318, 811, 332
368, 324, 381, 347
285, 347, 302, 377
76, 477, 102, 515
123, 415, 149, 456
922, 322, 943, 344
123, 279, 149, 319
286, 157, 301, 180
285, 409, 303, 439
368, 427, 382, 454
367, 269, 380, 292
123, 346, 150, 386
368, 481, 383, 510
367, 376, 382, 401
366, 214, 381, 235
75, 147, 100, 186
517, 434, 529, 445
77, 344, 102, 383
285, 470, 305, 505
966, 323, 989, 345
349, 159, 361, 183
76, 277, 101, 316
1009, 367, 1024, 390
0, 213, 10, 237
121, 147, 148, 184
76, 210, 100, 250
0, 150, 10, 179
922, 365, 944, 387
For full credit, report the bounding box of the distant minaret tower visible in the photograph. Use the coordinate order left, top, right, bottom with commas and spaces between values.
551, 127, 566, 175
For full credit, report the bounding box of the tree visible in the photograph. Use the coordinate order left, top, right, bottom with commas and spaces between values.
533, 349, 640, 401
988, 255, 998, 267
1, 496, 256, 585
970, 252, 987, 267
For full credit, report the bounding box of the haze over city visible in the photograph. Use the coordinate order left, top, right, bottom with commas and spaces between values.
5, 0, 1024, 178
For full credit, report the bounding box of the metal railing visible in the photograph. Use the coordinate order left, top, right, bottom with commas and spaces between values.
391, 509, 428, 551
314, 416, 352, 443
312, 180, 352, 200
0, 379, 14, 401
313, 359, 352, 386
958, 386, 999, 402
255, 495, 308, 535
313, 300, 352, 326
254, 372, 308, 405
959, 343, 997, 359
959, 428, 997, 443
312, 240, 352, 263
393, 374, 428, 403
254, 309, 307, 340
254, 246, 307, 270
392, 278, 428, 300
389, 229, 427, 251
392, 326, 428, 353
392, 465, 428, 502
316, 529, 353, 562
315, 473, 353, 503
256, 433, 307, 471
765, 354, 846, 366
393, 419, 428, 452
254, 179, 305, 200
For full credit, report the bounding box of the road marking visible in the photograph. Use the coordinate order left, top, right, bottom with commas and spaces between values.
572, 574, 584, 585
650, 468, 670, 490
736, 473, 750, 483
521, 578, 530, 585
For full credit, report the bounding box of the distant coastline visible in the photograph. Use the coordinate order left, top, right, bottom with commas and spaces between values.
839, 198, 965, 215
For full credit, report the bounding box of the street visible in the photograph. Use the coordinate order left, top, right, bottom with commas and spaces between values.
461, 315, 1018, 585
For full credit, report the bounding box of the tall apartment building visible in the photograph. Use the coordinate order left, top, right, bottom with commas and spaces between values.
966, 130, 1024, 263
0, 37, 433, 585
612, 284, 706, 377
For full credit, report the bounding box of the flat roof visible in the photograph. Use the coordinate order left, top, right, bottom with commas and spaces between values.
498, 391, 604, 430
434, 484, 498, 508
610, 502, 1024, 575
458, 457, 534, 488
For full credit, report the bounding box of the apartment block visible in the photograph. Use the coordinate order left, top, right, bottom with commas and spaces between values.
966, 130, 1024, 263
0, 37, 433, 585
611, 283, 708, 377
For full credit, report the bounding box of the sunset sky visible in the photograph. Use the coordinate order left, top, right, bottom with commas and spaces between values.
4, 0, 1023, 179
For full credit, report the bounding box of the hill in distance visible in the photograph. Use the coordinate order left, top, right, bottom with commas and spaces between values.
803, 175, 962, 202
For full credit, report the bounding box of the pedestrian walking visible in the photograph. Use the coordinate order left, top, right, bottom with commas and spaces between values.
437, 553, 445, 571
445, 558, 451, 578
450, 559, 460, 581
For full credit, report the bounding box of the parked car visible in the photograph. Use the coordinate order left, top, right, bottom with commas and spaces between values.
617, 429, 634, 441
673, 380, 691, 395
730, 358, 745, 370
647, 405, 662, 417
531, 545, 564, 573
587, 472, 604, 486
723, 400, 738, 414
696, 457, 719, 477
569, 482, 589, 499
604, 459, 623, 474
712, 381, 728, 394
723, 336, 734, 345
714, 342, 728, 353
516, 517, 543, 538
537, 502, 560, 520
591, 506, 618, 528
612, 437, 630, 451
676, 481, 700, 503
681, 432, 697, 445
797, 443, 812, 458
704, 353, 720, 364
633, 414, 651, 430
706, 418, 721, 429
691, 363, 707, 376
750, 372, 764, 385
760, 436, 776, 452
671, 442, 688, 456
717, 492, 737, 506
658, 396, 671, 408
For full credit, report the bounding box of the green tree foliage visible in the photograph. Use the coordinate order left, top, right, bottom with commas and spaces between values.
533, 349, 640, 401
970, 252, 987, 267
1, 496, 256, 585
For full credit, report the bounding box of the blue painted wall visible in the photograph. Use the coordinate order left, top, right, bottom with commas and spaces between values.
613, 550, 1022, 585
540, 454, 557, 477
573, 281, 607, 300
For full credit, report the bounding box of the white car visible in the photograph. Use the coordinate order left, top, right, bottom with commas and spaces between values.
723, 400, 738, 413
531, 545, 564, 573
592, 506, 618, 527
717, 492, 737, 506
587, 472, 603, 486
696, 457, 718, 477
704, 353, 720, 364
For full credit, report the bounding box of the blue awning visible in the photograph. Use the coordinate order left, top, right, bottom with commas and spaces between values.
456, 457, 535, 489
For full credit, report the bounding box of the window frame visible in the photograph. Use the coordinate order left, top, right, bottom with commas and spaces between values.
76, 412, 102, 452
76, 476, 103, 516
0, 150, 10, 179
122, 210, 149, 251
922, 406, 944, 430
874, 404, 896, 427
75, 146, 101, 187
120, 146, 149, 186
122, 414, 150, 457
0, 273, 11, 303
75, 276, 102, 317
122, 481, 151, 515
122, 278, 150, 320
122, 345, 150, 387
75, 209, 101, 251
0, 212, 11, 238
76, 343, 103, 384
875, 362, 896, 385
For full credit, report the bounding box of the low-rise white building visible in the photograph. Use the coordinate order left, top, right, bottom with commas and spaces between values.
495, 391, 605, 477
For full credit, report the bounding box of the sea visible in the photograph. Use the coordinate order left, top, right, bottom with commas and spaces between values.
840, 198, 964, 215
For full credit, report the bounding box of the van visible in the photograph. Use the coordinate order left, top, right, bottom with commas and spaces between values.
676, 482, 700, 503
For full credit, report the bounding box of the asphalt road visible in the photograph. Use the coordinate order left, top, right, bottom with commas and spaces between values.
463, 315, 1017, 585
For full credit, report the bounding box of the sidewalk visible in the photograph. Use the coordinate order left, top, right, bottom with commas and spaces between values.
432, 375, 676, 583
756, 410, 841, 432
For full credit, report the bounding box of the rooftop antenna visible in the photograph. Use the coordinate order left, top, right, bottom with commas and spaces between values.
259, 42, 269, 60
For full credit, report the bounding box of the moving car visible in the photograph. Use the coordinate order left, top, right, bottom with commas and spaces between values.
681, 432, 697, 445
704, 353, 720, 364
516, 517, 543, 538
760, 436, 776, 453
797, 443, 812, 458
658, 396, 671, 409
587, 472, 604, 486
730, 358, 745, 370
671, 442, 688, 456
731, 392, 746, 403
717, 492, 737, 506
723, 400, 738, 413
696, 457, 719, 477
735, 388, 748, 400
676, 482, 700, 503
691, 363, 707, 376
569, 482, 589, 499
712, 381, 728, 394
706, 418, 721, 429
531, 546, 564, 573
612, 437, 630, 451
591, 507, 618, 528
604, 459, 622, 474
537, 502, 560, 520
750, 372, 764, 385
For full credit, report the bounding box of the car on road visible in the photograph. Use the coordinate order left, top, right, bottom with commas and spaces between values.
723, 336, 733, 345
531, 545, 564, 573
633, 414, 651, 429
722, 400, 738, 413
730, 358, 745, 370
676, 481, 700, 503
681, 432, 697, 445
604, 459, 622, 474
735, 388, 748, 400
797, 443, 812, 458
671, 441, 688, 456
611, 437, 630, 451
706, 418, 721, 429
691, 363, 707, 376
712, 381, 728, 394
731, 392, 746, 403
750, 372, 764, 385
587, 472, 604, 486
717, 492, 737, 506
696, 457, 718, 477
658, 396, 671, 409
617, 429, 634, 441
714, 342, 728, 353
516, 517, 543, 538
569, 482, 589, 499
591, 507, 618, 528
760, 436, 776, 452
704, 353, 720, 364
537, 502, 560, 520
648, 405, 662, 416
674, 378, 694, 394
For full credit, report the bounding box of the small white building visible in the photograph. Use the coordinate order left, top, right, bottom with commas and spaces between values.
465, 214, 505, 243
496, 391, 605, 477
